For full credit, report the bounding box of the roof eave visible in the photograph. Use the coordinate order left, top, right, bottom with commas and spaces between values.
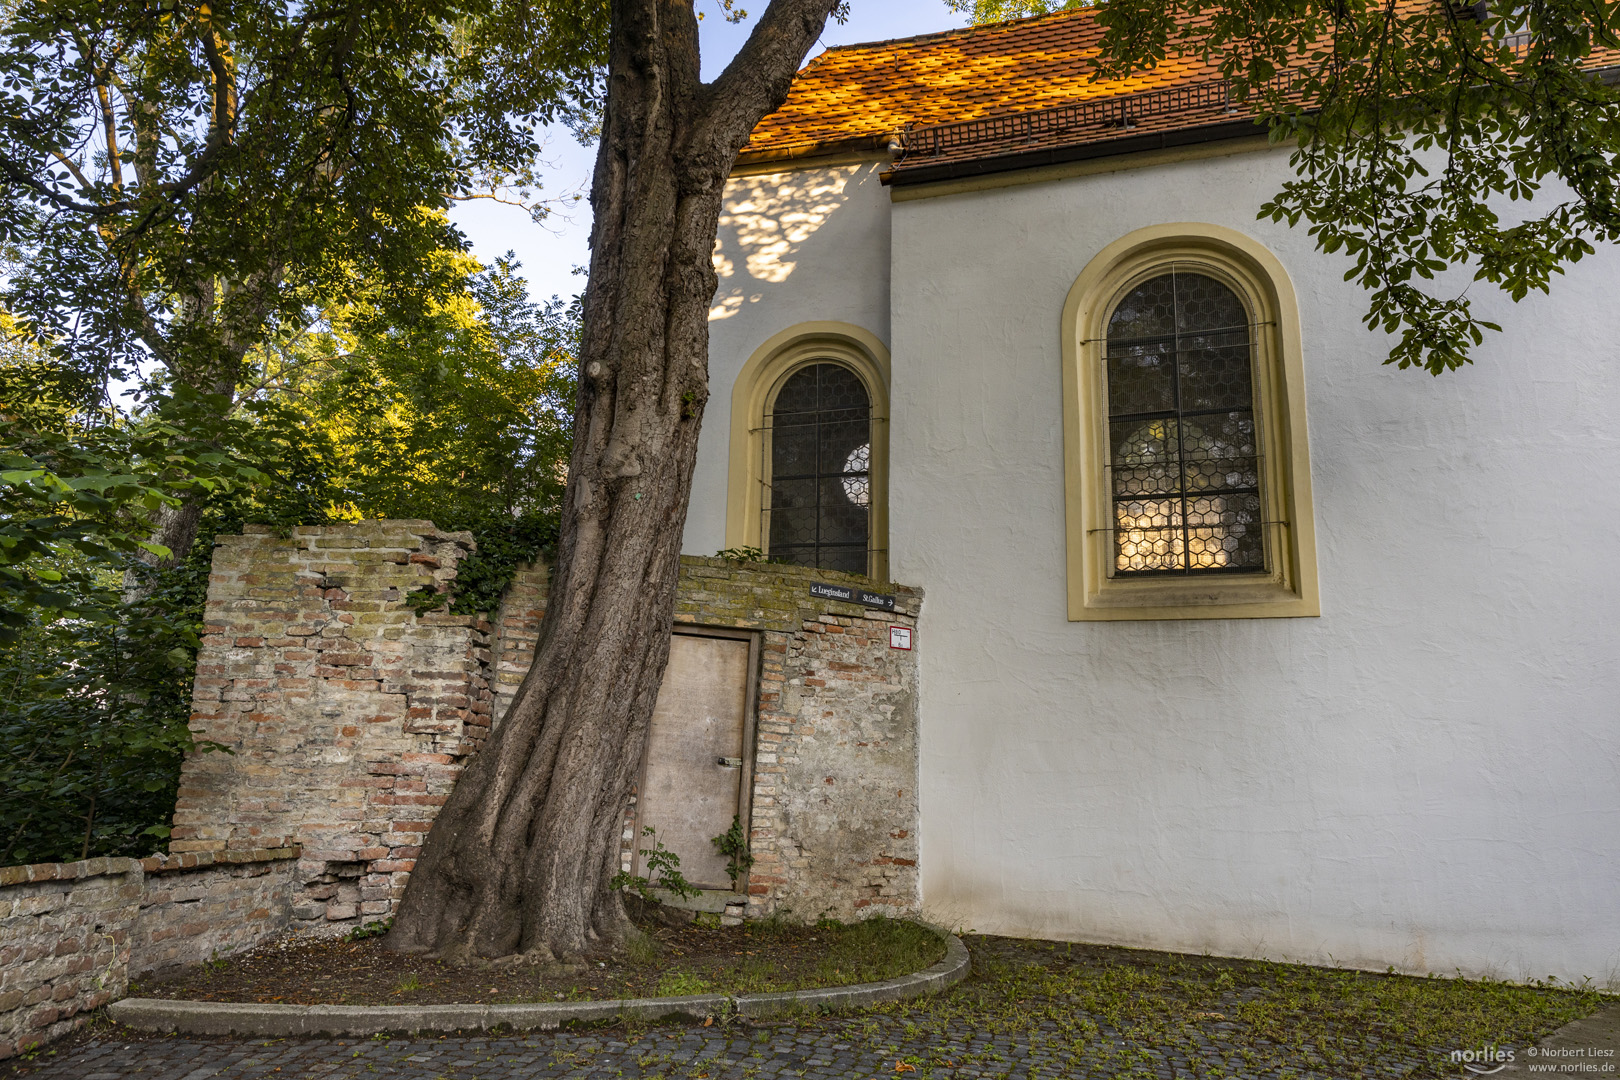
880, 117, 1267, 187
734, 133, 895, 171
882, 61, 1620, 188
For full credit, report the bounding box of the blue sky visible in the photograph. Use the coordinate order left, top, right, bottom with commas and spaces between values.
450, 2, 966, 305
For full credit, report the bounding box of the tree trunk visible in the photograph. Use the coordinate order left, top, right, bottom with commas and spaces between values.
388, 0, 840, 962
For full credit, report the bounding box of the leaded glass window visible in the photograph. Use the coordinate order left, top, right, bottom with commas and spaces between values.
1106, 271, 1264, 575
767, 363, 871, 575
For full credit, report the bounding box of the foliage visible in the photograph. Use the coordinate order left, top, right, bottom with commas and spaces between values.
348, 918, 395, 942
709, 814, 755, 887
0, 374, 279, 643
0, 249, 578, 866
951, 0, 1620, 374
0, 553, 219, 867
258, 251, 577, 613
0, 0, 604, 398
263, 254, 577, 530
611, 827, 702, 902
945, 0, 1085, 21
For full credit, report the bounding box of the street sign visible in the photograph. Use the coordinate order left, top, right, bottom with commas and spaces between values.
809, 582, 896, 611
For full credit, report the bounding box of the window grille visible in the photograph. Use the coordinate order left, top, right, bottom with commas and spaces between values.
1106, 271, 1265, 575
765, 363, 872, 575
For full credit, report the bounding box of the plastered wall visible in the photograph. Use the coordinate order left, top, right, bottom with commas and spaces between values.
688, 160, 894, 556
695, 142, 1620, 984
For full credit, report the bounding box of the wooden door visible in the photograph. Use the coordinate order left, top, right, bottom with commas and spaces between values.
633, 627, 758, 892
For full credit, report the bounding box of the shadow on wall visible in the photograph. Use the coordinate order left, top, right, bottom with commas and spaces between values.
710, 165, 869, 321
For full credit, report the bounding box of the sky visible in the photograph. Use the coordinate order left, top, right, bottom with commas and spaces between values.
449, 2, 966, 305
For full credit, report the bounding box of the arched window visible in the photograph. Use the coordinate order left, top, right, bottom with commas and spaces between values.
1106, 271, 1264, 575
725, 323, 890, 580
766, 363, 872, 574
1061, 224, 1320, 620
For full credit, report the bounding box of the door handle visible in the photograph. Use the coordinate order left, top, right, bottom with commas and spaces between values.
717, 757, 743, 769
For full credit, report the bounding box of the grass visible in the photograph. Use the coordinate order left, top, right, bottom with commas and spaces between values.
654, 971, 714, 997
626, 915, 945, 998
837, 936, 1608, 1079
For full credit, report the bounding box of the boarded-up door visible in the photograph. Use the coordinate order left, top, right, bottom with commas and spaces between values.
633, 627, 759, 892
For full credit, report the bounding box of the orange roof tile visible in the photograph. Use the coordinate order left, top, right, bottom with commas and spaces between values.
740, 7, 1620, 184
742, 7, 1228, 159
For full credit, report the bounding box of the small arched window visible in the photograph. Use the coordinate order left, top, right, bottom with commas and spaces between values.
1106, 271, 1264, 575
725, 324, 890, 581
766, 363, 872, 574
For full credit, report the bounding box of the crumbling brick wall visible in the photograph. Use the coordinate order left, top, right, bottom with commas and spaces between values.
173, 521, 494, 932
173, 523, 924, 934
492, 556, 923, 923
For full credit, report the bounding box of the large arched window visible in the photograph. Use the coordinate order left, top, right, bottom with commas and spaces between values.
766, 363, 872, 573
1061, 224, 1320, 621
1106, 271, 1263, 575
725, 323, 890, 580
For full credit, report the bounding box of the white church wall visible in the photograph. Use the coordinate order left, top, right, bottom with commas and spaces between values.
685, 160, 893, 557
884, 145, 1620, 984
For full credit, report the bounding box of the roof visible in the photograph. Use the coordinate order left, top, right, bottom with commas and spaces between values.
738, 7, 1620, 185
739, 7, 1235, 171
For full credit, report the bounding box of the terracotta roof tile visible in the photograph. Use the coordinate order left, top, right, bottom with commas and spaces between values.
743, 8, 1228, 157
741, 7, 1620, 179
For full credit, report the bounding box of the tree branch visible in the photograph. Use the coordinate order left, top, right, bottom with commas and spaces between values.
693, 0, 841, 166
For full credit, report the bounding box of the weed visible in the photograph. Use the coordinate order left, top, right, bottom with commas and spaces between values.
709, 814, 754, 888
714, 546, 769, 562
625, 932, 662, 967
655, 971, 714, 997
393, 973, 424, 994
346, 918, 392, 942
751, 910, 795, 937
611, 827, 700, 901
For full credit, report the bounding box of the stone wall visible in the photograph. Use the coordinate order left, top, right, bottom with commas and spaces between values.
170, 522, 924, 935
173, 521, 494, 933
493, 555, 924, 923
0, 849, 297, 1059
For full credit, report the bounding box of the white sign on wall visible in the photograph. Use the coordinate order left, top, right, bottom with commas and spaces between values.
889, 625, 913, 651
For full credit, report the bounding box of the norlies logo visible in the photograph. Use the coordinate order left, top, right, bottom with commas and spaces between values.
1452, 1045, 1517, 1075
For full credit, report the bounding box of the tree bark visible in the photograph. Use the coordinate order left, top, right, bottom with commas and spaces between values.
388, 0, 841, 962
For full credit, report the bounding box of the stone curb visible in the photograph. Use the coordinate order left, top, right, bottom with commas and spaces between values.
105, 923, 969, 1038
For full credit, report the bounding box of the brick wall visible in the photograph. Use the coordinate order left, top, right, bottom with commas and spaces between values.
1, 525, 924, 1061
0, 849, 296, 1059
492, 555, 924, 923
172, 524, 923, 935
174, 521, 494, 932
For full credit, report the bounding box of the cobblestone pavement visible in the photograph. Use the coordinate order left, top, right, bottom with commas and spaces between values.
1, 1016, 1427, 1080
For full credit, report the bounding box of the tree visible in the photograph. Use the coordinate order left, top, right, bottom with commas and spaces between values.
0, 0, 600, 571
387, 0, 849, 963
259, 252, 579, 529
948, 0, 1620, 374
1, 255, 579, 867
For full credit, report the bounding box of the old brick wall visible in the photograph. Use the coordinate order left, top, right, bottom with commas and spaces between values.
170, 523, 923, 937
491, 555, 924, 923
0, 849, 296, 1059
174, 521, 494, 932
